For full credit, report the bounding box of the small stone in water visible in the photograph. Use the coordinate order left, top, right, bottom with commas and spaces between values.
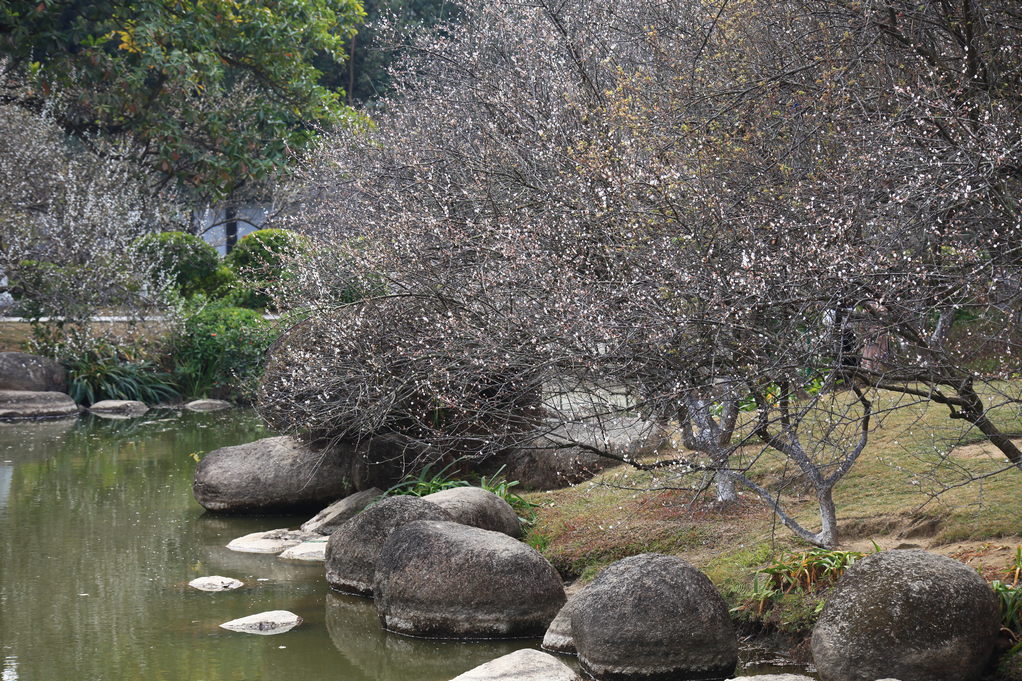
219, 610, 302, 635
189, 576, 244, 591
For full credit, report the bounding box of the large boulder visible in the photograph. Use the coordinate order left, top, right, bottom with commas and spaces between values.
571, 553, 738, 681
0, 390, 78, 420
423, 487, 522, 538
374, 520, 565, 638
301, 487, 383, 535
811, 549, 1000, 681
193, 436, 355, 513
0, 352, 66, 392
325, 495, 453, 596
450, 649, 580, 681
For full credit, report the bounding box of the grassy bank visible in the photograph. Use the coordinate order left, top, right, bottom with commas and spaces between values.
522, 385, 1022, 646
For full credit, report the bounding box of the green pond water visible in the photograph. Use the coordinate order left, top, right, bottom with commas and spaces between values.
0, 410, 810, 681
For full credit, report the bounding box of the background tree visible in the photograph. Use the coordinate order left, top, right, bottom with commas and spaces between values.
0, 0, 365, 200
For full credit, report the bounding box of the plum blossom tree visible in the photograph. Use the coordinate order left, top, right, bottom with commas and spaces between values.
262, 0, 1022, 547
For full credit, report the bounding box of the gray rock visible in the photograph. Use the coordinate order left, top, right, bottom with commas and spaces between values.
542, 596, 577, 654
185, 399, 232, 411
572, 553, 737, 681
279, 539, 328, 562
423, 486, 522, 538
450, 649, 580, 681
219, 610, 302, 635
227, 528, 317, 554
374, 520, 565, 639
811, 549, 1000, 681
193, 436, 355, 513
0, 352, 66, 392
89, 400, 149, 417
188, 576, 244, 591
0, 390, 79, 420
325, 495, 453, 596
301, 487, 382, 535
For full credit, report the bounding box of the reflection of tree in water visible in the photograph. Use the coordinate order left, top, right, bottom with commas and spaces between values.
324, 592, 556, 681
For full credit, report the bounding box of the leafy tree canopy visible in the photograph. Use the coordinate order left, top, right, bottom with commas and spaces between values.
0, 0, 366, 199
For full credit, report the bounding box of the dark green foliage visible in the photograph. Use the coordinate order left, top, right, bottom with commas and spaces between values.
993, 580, 1022, 637
224, 229, 307, 308
65, 349, 178, 407
134, 232, 221, 298
382, 460, 536, 524
0, 0, 365, 199
170, 301, 275, 403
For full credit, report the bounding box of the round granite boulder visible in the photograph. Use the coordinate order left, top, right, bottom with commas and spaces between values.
0, 352, 66, 392
422, 487, 522, 538
193, 436, 355, 513
325, 495, 453, 596
374, 520, 565, 638
811, 549, 1000, 681
571, 553, 737, 681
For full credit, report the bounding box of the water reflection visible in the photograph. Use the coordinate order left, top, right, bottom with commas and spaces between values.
0, 409, 807, 681
325, 592, 552, 680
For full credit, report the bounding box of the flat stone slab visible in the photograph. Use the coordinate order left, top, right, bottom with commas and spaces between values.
0, 390, 79, 420
219, 610, 302, 635
185, 399, 232, 412
226, 528, 316, 554
90, 400, 149, 417
189, 576, 244, 591
279, 539, 328, 562
450, 649, 580, 681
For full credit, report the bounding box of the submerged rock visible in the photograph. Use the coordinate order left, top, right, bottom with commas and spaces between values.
542, 597, 577, 654
279, 539, 328, 562
219, 610, 302, 635
188, 576, 243, 591
0, 352, 66, 392
423, 486, 522, 537
374, 520, 565, 639
449, 649, 580, 681
193, 435, 355, 513
811, 549, 1000, 681
0, 390, 79, 420
301, 488, 382, 535
571, 553, 737, 681
325, 495, 452, 596
185, 399, 232, 411
227, 528, 316, 554
89, 400, 149, 417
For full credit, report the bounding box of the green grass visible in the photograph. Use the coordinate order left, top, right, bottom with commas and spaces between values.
523, 383, 1022, 633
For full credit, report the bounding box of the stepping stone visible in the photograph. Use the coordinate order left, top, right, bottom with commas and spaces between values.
279, 539, 328, 562
219, 610, 302, 635
188, 576, 244, 591
226, 528, 315, 554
